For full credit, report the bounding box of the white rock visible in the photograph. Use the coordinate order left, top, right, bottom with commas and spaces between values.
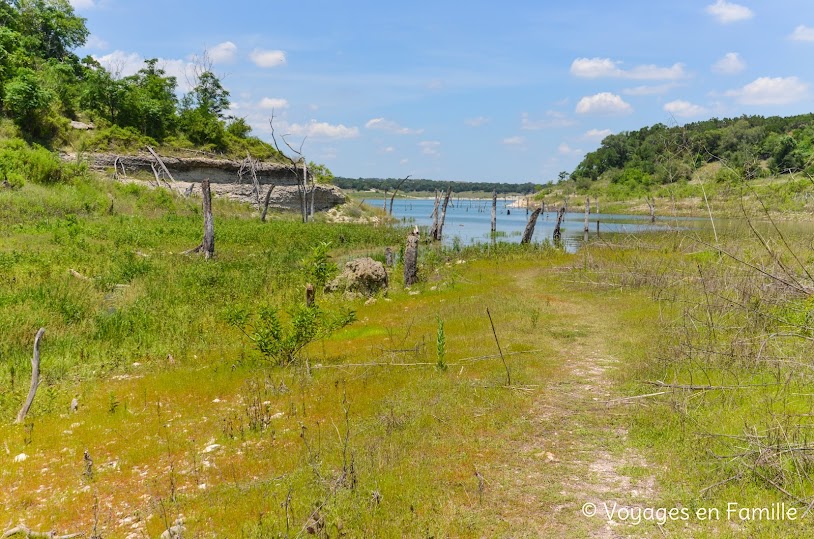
13, 453, 27, 462
203, 444, 221, 454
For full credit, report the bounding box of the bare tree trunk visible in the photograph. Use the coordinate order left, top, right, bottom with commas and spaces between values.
491, 190, 497, 235
202, 180, 215, 259
404, 229, 419, 286
583, 196, 590, 242
146, 146, 176, 182
595, 196, 599, 215
383, 190, 388, 213
435, 186, 453, 241
429, 191, 441, 239
261, 185, 275, 222
646, 196, 656, 223
521, 207, 542, 244
389, 175, 410, 215
301, 161, 309, 223
385, 247, 394, 268
16, 328, 45, 424
553, 206, 565, 244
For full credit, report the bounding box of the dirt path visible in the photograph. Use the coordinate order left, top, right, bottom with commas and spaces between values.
487, 268, 662, 537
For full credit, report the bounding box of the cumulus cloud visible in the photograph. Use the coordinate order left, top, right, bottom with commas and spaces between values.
382, 146, 395, 153
725, 76, 809, 105
94, 50, 143, 77
365, 118, 424, 135
83, 35, 108, 50
583, 128, 612, 140
284, 120, 359, 139
664, 100, 708, 117
558, 143, 583, 156
259, 97, 289, 109
502, 136, 525, 146
789, 25, 814, 42
209, 41, 238, 64
575, 93, 632, 115
712, 52, 746, 74
465, 116, 489, 127
250, 49, 287, 68
705, 0, 753, 24
570, 58, 686, 80
520, 111, 575, 130
419, 141, 441, 156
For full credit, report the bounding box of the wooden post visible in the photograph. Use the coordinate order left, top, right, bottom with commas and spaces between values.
201, 180, 215, 259
520, 207, 542, 244
490, 190, 497, 235
261, 185, 275, 222
404, 229, 419, 286
596, 219, 600, 234
436, 186, 452, 241
16, 328, 45, 424
583, 196, 590, 242
305, 284, 315, 307
553, 206, 565, 244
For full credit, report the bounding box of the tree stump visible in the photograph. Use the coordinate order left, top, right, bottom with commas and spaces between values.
490, 190, 497, 235
403, 230, 419, 286
385, 247, 394, 268
553, 206, 566, 244
521, 207, 542, 244
202, 180, 215, 259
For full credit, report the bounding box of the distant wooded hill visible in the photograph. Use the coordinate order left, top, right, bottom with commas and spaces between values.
334, 177, 540, 195
570, 114, 814, 191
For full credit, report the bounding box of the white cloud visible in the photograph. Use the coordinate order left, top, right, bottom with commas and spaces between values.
209, 41, 238, 64
465, 116, 489, 127
285, 120, 359, 139
570, 58, 686, 80
382, 146, 395, 153
83, 35, 108, 50
520, 111, 575, 130
365, 118, 424, 135
622, 83, 678, 96
558, 143, 583, 156
575, 93, 632, 115
725, 76, 809, 105
249, 49, 287, 68
70, 0, 96, 8
400, 158, 409, 165
664, 100, 708, 117
94, 50, 143, 77
789, 25, 814, 42
502, 136, 525, 146
583, 128, 612, 140
705, 0, 754, 24
419, 141, 441, 156
712, 52, 746, 74
259, 97, 289, 109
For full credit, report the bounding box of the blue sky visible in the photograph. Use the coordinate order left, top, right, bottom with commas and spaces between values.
71, 0, 814, 183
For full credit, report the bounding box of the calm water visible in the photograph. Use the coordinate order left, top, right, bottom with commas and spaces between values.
377, 197, 677, 252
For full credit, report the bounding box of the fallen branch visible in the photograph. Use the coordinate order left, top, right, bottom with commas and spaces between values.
487, 308, 511, 386
645, 380, 783, 391
146, 146, 176, 182
2, 525, 83, 539
16, 328, 45, 424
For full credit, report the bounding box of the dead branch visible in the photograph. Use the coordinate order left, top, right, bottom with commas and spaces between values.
146, 146, 176, 182
486, 308, 511, 386
389, 175, 411, 215
15, 328, 45, 424
521, 207, 542, 244
261, 185, 275, 222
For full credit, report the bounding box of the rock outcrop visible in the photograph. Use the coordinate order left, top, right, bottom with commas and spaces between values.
325, 258, 389, 296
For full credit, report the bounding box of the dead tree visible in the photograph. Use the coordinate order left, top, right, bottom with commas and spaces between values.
389, 175, 411, 215
428, 191, 441, 239
404, 229, 419, 286
184, 180, 215, 258
269, 113, 311, 223
383, 190, 388, 213
261, 185, 275, 222
583, 196, 590, 242
645, 196, 656, 223
521, 207, 542, 244
553, 206, 565, 244
385, 247, 394, 268
491, 190, 497, 235
238, 151, 262, 207
435, 186, 453, 241
15, 328, 45, 424
146, 146, 176, 183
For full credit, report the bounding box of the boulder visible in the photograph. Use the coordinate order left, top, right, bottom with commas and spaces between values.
325, 257, 388, 296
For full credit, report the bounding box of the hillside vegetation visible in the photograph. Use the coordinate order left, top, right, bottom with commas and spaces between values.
547, 114, 814, 205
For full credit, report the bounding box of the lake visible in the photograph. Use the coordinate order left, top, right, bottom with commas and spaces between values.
374, 196, 680, 252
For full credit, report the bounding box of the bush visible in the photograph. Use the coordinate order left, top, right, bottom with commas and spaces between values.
0, 138, 66, 184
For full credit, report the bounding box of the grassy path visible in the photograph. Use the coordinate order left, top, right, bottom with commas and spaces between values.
0, 253, 665, 537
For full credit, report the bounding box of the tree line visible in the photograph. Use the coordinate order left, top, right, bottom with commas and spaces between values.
570, 113, 814, 191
